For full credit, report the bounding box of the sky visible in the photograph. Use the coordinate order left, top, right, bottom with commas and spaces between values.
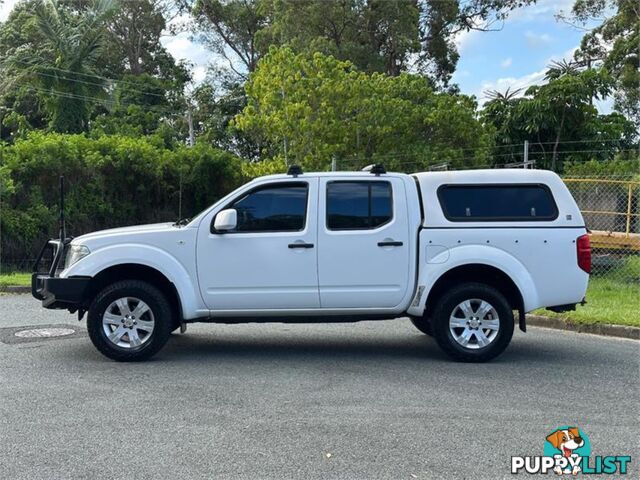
0, 0, 612, 112
451, 0, 611, 112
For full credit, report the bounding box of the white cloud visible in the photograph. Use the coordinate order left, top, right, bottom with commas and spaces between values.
161, 32, 219, 85
0, 0, 20, 22
508, 0, 575, 22
477, 68, 547, 104
594, 97, 614, 114
500, 58, 513, 68
476, 46, 613, 114
525, 31, 552, 47
162, 33, 212, 67
454, 28, 483, 56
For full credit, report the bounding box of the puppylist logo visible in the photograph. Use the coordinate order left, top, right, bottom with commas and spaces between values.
511, 426, 632, 475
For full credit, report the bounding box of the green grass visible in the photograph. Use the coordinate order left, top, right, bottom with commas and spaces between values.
0, 272, 31, 288
536, 276, 640, 327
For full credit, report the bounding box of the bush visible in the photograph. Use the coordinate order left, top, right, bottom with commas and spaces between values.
564, 156, 640, 177
0, 132, 248, 264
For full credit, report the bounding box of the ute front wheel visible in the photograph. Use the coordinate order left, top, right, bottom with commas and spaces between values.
87, 280, 173, 362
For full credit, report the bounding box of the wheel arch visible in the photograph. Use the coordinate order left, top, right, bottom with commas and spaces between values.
86, 264, 182, 327
409, 259, 535, 332
63, 244, 207, 320
424, 264, 523, 313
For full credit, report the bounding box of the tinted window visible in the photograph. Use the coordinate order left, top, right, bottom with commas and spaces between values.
327, 181, 392, 230
230, 183, 308, 232
438, 184, 558, 221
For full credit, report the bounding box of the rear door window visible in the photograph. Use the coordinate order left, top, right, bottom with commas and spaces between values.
437, 184, 558, 221
326, 181, 392, 230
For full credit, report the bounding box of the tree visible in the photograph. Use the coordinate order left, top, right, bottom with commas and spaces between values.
0, 0, 191, 140
190, 81, 262, 159
523, 66, 613, 170
235, 46, 492, 170
414, 0, 537, 85
482, 63, 635, 171
2, 0, 114, 133
257, 0, 421, 76
190, 0, 267, 78
565, 0, 640, 127
188, 1, 536, 84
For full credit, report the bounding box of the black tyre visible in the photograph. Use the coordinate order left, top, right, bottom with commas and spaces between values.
87, 280, 173, 361
431, 282, 514, 362
410, 317, 433, 336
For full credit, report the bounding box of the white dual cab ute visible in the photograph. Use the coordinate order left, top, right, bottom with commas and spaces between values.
32, 165, 591, 362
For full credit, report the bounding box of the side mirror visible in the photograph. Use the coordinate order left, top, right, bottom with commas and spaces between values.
213, 209, 237, 232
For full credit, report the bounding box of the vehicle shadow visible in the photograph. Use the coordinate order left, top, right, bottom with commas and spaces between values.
155, 329, 554, 365
163, 331, 448, 362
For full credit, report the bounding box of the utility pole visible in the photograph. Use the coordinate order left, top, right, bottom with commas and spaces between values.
283, 137, 288, 166
187, 108, 195, 147
0, 106, 6, 141
523, 140, 529, 167
0, 178, 2, 277
331, 157, 337, 171
179, 107, 196, 221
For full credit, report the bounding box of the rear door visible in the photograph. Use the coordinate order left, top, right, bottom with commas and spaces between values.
317, 177, 410, 309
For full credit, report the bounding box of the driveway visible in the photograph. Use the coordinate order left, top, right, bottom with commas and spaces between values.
0, 294, 638, 479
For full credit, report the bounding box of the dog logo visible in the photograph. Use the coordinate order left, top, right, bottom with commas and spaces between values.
511, 425, 631, 475
545, 427, 588, 475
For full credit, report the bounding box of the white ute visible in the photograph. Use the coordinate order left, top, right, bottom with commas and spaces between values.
32, 165, 591, 362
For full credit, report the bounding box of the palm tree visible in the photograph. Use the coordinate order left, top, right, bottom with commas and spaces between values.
483, 86, 523, 101
10, 0, 114, 133
544, 59, 580, 80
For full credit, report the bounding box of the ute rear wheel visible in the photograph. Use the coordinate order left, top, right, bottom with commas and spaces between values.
87, 280, 173, 362
431, 282, 514, 362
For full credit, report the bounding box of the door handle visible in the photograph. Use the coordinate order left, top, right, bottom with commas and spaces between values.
377, 240, 403, 247
288, 242, 314, 249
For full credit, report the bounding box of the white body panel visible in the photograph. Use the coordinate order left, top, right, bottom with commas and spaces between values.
196, 178, 320, 310
316, 175, 418, 310
407, 169, 589, 315
61, 169, 589, 321
62, 224, 207, 319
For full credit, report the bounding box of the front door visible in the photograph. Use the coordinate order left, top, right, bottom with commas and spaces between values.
197, 179, 320, 311
317, 177, 410, 309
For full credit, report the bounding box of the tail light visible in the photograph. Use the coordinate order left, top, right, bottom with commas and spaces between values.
577, 234, 591, 273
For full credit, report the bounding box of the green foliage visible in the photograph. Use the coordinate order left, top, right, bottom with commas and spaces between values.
4, 0, 115, 133
571, 0, 640, 127
564, 155, 640, 177
0, 0, 189, 140
190, 82, 261, 160
0, 132, 245, 262
190, 0, 534, 84
239, 159, 287, 181
258, 0, 420, 76
481, 65, 636, 171
236, 47, 492, 171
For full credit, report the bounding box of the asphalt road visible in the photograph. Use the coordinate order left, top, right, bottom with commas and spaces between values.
0, 294, 638, 480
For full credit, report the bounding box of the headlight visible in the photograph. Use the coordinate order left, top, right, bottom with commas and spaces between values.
65, 245, 90, 268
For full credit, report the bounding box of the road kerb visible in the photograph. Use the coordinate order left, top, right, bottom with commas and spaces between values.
527, 314, 640, 340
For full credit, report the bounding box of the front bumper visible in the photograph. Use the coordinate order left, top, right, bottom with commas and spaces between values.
32, 274, 91, 309
31, 238, 91, 309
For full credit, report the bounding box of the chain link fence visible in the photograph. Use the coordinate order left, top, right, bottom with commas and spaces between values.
563, 177, 639, 283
